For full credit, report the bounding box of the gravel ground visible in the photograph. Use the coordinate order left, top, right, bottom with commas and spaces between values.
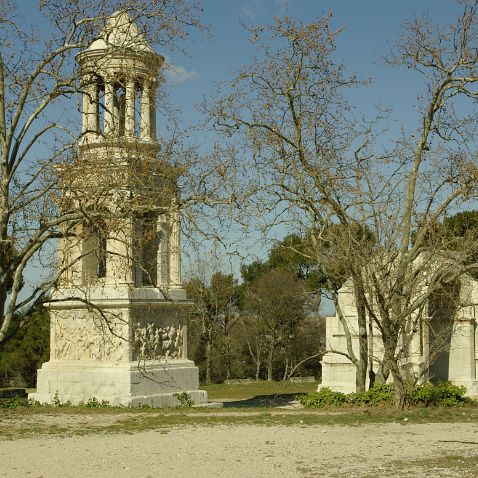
1, 420, 478, 477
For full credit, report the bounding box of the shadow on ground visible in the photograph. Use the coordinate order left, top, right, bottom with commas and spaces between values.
220, 393, 299, 408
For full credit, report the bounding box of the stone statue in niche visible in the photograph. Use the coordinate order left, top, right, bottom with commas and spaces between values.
133, 322, 183, 360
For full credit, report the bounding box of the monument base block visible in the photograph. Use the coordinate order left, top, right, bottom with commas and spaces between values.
29, 359, 208, 407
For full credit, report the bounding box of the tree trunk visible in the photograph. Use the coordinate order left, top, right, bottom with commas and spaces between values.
353, 274, 368, 393
355, 361, 367, 393
368, 307, 375, 389
390, 363, 406, 410
267, 344, 274, 381
375, 361, 390, 384
254, 342, 262, 380
255, 355, 261, 381
224, 338, 231, 380
384, 337, 406, 410
282, 355, 289, 381
205, 340, 212, 384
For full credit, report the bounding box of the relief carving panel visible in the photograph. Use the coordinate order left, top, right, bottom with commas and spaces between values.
133, 322, 184, 360
54, 315, 125, 362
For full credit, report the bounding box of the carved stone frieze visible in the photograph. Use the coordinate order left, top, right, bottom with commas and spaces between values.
133, 322, 184, 360
54, 316, 124, 362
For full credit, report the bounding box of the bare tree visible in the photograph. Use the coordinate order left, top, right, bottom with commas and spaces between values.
244, 269, 307, 381
185, 270, 239, 383
209, 15, 372, 391
210, 3, 478, 407
355, 0, 478, 407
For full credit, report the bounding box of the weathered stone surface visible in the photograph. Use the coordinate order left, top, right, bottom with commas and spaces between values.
30, 12, 206, 407
321, 274, 478, 397
30, 359, 204, 406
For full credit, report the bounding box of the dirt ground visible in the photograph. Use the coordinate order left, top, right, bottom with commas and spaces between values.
1, 416, 478, 478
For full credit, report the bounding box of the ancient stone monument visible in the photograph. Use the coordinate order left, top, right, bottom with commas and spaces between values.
30, 12, 207, 407
321, 274, 478, 396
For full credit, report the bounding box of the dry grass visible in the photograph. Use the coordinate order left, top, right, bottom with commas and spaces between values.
2, 404, 478, 440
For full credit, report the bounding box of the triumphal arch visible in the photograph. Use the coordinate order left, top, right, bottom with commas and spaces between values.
30, 12, 206, 407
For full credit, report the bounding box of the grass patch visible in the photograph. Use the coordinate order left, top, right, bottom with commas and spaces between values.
202, 380, 318, 400
408, 454, 478, 476
2, 403, 478, 440
364, 454, 478, 478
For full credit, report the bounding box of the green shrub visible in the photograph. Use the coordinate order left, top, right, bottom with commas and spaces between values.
435, 381, 470, 406
298, 382, 473, 408
297, 387, 347, 408
411, 381, 470, 406
298, 384, 393, 408
27, 397, 43, 407
52, 391, 61, 407
411, 382, 436, 405
174, 392, 194, 407
0, 396, 26, 409
79, 397, 110, 408
347, 383, 394, 406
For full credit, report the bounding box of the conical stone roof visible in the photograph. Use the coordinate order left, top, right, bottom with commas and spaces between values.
87, 11, 153, 53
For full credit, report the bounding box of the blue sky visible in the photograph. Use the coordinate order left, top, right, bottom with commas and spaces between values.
14, 0, 465, 149
167, 0, 464, 131
16, 0, 465, 162
163, 1, 466, 271
14, 1, 469, 305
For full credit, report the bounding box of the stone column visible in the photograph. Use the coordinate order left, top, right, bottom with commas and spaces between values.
90, 80, 99, 134
112, 86, 120, 137
140, 80, 151, 140
125, 78, 135, 137
470, 319, 476, 381
157, 217, 170, 289
149, 80, 157, 140
421, 317, 430, 382
82, 80, 90, 134
475, 315, 478, 380
449, 308, 476, 384
82, 77, 98, 135
182, 323, 188, 359
104, 81, 115, 135
169, 207, 181, 287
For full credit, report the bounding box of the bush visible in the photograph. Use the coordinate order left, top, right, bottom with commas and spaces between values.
76, 397, 110, 408
297, 387, 346, 408
0, 396, 27, 409
347, 383, 394, 406
298, 382, 474, 408
411, 382, 436, 405
412, 381, 470, 407
298, 384, 393, 408
174, 392, 194, 407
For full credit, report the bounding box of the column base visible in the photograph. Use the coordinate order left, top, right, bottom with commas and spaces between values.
29, 359, 208, 407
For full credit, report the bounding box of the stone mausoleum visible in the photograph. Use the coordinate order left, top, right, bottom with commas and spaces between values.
321, 273, 478, 396
30, 12, 207, 407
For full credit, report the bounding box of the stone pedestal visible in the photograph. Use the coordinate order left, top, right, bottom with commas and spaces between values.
30, 287, 207, 407
30, 359, 206, 407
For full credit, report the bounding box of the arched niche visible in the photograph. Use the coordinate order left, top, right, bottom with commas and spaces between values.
82, 220, 108, 285
134, 212, 159, 287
